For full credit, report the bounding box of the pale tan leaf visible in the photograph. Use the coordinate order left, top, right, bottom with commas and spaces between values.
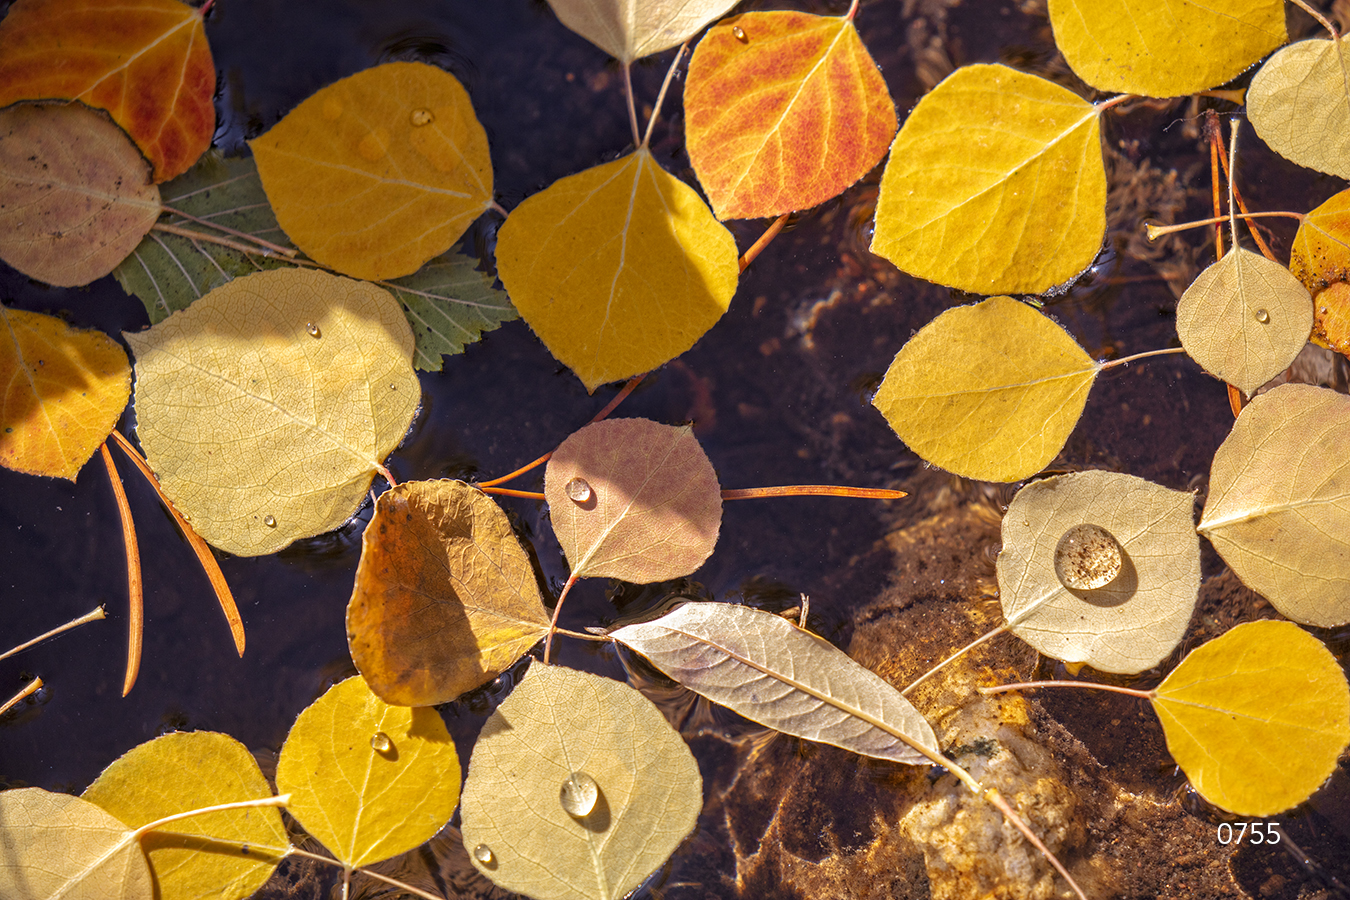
1248, 37, 1350, 180
546, 0, 739, 63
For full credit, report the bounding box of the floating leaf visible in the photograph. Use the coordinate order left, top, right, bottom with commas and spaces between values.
381, 249, 517, 371
82, 732, 286, 900
0, 787, 152, 900
0, 0, 214, 182
871, 296, 1100, 482
997, 471, 1201, 674
1175, 246, 1312, 396
544, 418, 722, 582
1047, 0, 1285, 97
0, 304, 131, 480
1290, 188, 1350, 291
347, 480, 550, 707
1199, 383, 1350, 627
251, 61, 493, 281
0, 103, 161, 287
459, 664, 702, 900
545, 0, 739, 63
684, 11, 896, 220
1249, 37, 1350, 181
611, 601, 941, 764
1306, 283, 1350, 356
870, 64, 1105, 295
496, 148, 739, 392
1151, 620, 1350, 816
126, 268, 420, 557
275, 676, 461, 869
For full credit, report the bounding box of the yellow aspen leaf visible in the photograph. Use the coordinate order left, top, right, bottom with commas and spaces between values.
1199, 383, 1350, 627
872, 296, 1100, 483
1306, 282, 1350, 357
1291, 188, 1350, 291
0, 304, 131, 481
126, 268, 420, 557
1151, 620, 1350, 816
1048, 0, 1285, 97
250, 62, 493, 281
0, 103, 161, 288
1249, 37, 1350, 181
347, 480, 551, 707
275, 676, 461, 870
496, 148, 738, 392
684, 11, 896, 220
82, 732, 287, 900
545, 0, 739, 63
460, 664, 702, 900
871, 64, 1105, 295
1175, 246, 1312, 396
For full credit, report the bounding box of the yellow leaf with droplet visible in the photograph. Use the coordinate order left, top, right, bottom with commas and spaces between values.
872, 296, 1100, 482
1249, 37, 1350, 181
871, 64, 1105, 295
275, 676, 461, 869
1048, 0, 1285, 97
1152, 620, 1350, 816
545, 0, 739, 63
251, 61, 492, 280
1, 304, 131, 480
82, 732, 286, 900
496, 148, 738, 392
126, 268, 420, 557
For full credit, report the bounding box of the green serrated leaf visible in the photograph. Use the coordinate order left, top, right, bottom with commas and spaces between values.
381, 252, 517, 371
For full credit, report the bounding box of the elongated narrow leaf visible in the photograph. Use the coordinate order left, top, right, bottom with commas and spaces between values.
611, 601, 941, 764
1249, 37, 1350, 181
546, 0, 739, 63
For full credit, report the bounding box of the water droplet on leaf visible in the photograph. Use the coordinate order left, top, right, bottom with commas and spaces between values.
1054, 523, 1123, 590
560, 771, 598, 816
1254, 308, 1271, 324
473, 843, 494, 864
263, 515, 277, 528
357, 127, 390, 161
565, 477, 593, 504
410, 108, 434, 127
370, 731, 392, 752
732, 25, 748, 42
306, 322, 321, 338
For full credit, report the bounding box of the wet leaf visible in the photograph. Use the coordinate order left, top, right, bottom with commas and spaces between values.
871, 65, 1105, 295
0, 0, 214, 182
0, 787, 152, 900
347, 480, 550, 707
684, 11, 896, 220
545, 418, 722, 581
126, 268, 420, 557
382, 249, 517, 372
1305, 283, 1350, 357
1175, 246, 1312, 396
1199, 383, 1350, 627
997, 471, 1201, 674
1048, 0, 1285, 97
459, 664, 702, 900
1249, 37, 1350, 181
611, 601, 942, 764
1290, 188, 1350, 291
0, 103, 161, 287
871, 296, 1100, 482
82, 732, 286, 900
275, 676, 461, 869
497, 149, 738, 392
0, 304, 131, 481
546, 0, 739, 63
251, 61, 493, 280
1151, 620, 1350, 816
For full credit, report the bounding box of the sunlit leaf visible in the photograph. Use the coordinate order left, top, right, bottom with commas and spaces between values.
0, 304, 131, 481
459, 664, 702, 900
611, 601, 941, 764
1151, 620, 1350, 816
0, 0, 214, 182
545, 0, 739, 63
347, 480, 550, 707
275, 676, 461, 869
82, 732, 286, 900
545, 418, 722, 581
871, 295, 1100, 482
684, 11, 896, 220
0, 787, 152, 900
1249, 37, 1350, 181
251, 61, 493, 281
870, 64, 1105, 295
1288, 189, 1350, 355
126, 268, 420, 557
1199, 383, 1350, 627
1047, 0, 1285, 97
1175, 246, 1312, 395
997, 471, 1200, 674
0, 103, 161, 287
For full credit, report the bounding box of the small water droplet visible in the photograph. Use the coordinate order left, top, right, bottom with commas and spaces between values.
560, 771, 598, 816
473, 844, 494, 865
357, 127, 391, 161
1254, 308, 1270, 324
731, 24, 748, 42
306, 322, 321, 338
263, 515, 277, 528
410, 108, 434, 127
1054, 523, 1123, 591
370, 732, 392, 752
565, 477, 593, 503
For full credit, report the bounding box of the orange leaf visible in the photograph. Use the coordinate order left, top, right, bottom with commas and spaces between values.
684, 11, 896, 221
0, 0, 215, 183
1290, 188, 1350, 293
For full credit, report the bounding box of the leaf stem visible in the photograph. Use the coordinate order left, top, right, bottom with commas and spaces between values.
1144, 211, 1304, 242
0, 677, 42, 717
544, 573, 580, 664
152, 222, 291, 258
623, 63, 641, 149
100, 443, 144, 696
1288, 0, 1340, 40
0, 607, 105, 663
845, 0, 859, 20
129, 794, 291, 841
284, 847, 450, 900
160, 205, 296, 257
1221, 118, 1279, 261
480, 487, 546, 500
1097, 346, 1188, 371
900, 625, 1007, 696
721, 485, 907, 500
983, 788, 1090, 900
1205, 110, 1224, 259
554, 627, 611, 642
642, 43, 689, 149
739, 212, 790, 272
978, 679, 1154, 699
1093, 93, 1132, 113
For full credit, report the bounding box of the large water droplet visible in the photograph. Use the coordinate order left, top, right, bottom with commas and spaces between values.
1254, 308, 1271, 324
473, 843, 494, 865
370, 731, 392, 753
410, 108, 434, 127
306, 322, 321, 338
1054, 523, 1123, 590
565, 477, 593, 504
560, 771, 598, 816
732, 25, 748, 42
263, 515, 277, 528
